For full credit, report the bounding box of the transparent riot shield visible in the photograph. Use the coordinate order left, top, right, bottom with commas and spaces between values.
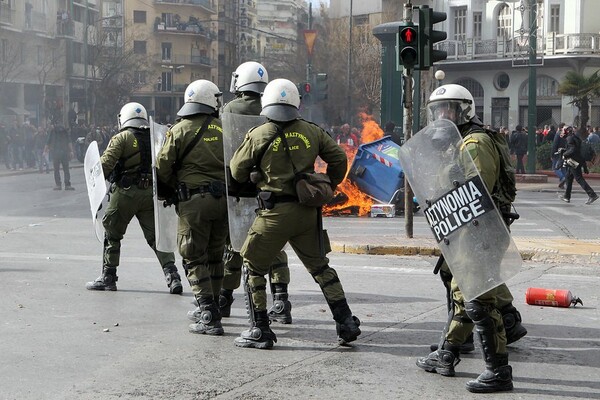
222, 112, 266, 251
150, 117, 178, 252
398, 119, 522, 301
84, 141, 107, 242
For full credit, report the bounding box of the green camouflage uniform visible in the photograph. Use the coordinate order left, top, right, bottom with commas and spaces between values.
443, 127, 508, 353
156, 115, 228, 305
221, 94, 289, 298
100, 127, 176, 275
230, 119, 347, 313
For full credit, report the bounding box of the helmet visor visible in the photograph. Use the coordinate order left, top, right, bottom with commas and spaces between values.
427, 100, 463, 125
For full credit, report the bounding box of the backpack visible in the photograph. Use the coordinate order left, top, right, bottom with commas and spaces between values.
482, 128, 517, 204
581, 141, 596, 162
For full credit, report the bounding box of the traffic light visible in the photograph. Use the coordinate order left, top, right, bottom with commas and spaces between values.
315, 73, 328, 101
299, 81, 312, 104
397, 23, 419, 70
419, 6, 447, 70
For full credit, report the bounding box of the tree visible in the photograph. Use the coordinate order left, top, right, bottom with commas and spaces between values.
87, 25, 151, 125
35, 43, 66, 125
558, 70, 600, 134
310, 6, 381, 125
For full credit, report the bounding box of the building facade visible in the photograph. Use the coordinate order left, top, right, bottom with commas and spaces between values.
332, 0, 600, 130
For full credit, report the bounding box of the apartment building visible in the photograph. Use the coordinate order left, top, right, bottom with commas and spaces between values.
331, 0, 600, 129
124, 0, 218, 123
0, 0, 69, 126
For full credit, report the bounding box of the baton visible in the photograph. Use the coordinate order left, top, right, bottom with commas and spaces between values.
433, 254, 445, 275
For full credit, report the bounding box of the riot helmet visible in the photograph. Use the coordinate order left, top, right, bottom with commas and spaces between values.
230, 61, 269, 94
260, 78, 301, 122
177, 79, 222, 117
427, 84, 476, 127
118, 102, 149, 130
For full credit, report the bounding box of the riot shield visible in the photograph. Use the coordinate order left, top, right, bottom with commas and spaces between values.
84, 141, 107, 242
222, 112, 266, 251
398, 119, 522, 301
150, 117, 178, 252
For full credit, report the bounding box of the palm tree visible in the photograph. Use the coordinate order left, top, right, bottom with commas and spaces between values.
558, 70, 600, 134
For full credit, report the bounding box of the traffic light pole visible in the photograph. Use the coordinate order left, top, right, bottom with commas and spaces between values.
402, 1, 414, 238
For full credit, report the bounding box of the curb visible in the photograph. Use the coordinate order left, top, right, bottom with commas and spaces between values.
330, 242, 596, 264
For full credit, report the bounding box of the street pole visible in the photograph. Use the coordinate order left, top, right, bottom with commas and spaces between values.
403, 1, 413, 238
346, 0, 353, 125
526, 0, 538, 173
83, 5, 88, 125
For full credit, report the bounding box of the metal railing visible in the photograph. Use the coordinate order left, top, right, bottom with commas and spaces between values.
157, 54, 214, 67
440, 33, 600, 61
154, 0, 216, 12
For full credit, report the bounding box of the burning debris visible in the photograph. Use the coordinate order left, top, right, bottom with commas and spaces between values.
320, 113, 387, 217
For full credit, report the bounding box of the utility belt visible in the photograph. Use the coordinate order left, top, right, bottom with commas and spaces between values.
116, 173, 152, 190
257, 191, 298, 210
177, 181, 225, 202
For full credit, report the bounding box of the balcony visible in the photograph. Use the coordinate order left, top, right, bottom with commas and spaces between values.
157, 54, 214, 67
440, 33, 600, 62
155, 21, 216, 41
56, 17, 74, 37
24, 10, 47, 33
154, 0, 216, 14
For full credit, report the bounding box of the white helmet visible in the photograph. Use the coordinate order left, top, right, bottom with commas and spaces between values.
177, 79, 222, 117
118, 102, 148, 130
426, 84, 476, 126
260, 78, 301, 122
230, 61, 269, 94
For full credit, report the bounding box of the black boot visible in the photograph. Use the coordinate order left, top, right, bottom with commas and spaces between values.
188, 302, 224, 336
268, 283, 292, 324
234, 310, 277, 349
218, 288, 234, 317
430, 332, 475, 354
331, 299, 361, 345
85, 267, 118, 291
465, 353, 513, 393
501, 304, 527, 344
416, 343, 461, 377
163, 264, 183, 295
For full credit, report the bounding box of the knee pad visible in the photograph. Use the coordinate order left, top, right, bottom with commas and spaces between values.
465, 300, 491, 323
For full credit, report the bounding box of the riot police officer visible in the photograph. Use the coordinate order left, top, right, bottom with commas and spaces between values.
415, 84, 525, 393
156, 80, 229, 336
230, 79, 361, 349
86, 102, 183, 294
220, 61, 293, 324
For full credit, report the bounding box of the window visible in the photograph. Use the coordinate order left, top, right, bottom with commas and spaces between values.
161, 71, 172, 92
473, 12, 482, 41
134, 71, 146, 84
550, 4, 560, 33
454, 7, 466, 41
497, 4, 512, 38
133, 10, 146, 24
133, 40, 146, 55
37, 45, 43, 65
161, 43, 172, 61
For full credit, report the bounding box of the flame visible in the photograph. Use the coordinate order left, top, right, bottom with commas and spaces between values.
358, 112, 384, 143
318, 114, 386, 216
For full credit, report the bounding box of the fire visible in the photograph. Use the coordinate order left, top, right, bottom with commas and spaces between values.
358, 112, 384, 143
320, 114, 387, 217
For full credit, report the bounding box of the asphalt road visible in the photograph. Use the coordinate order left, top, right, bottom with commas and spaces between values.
0, 168, 599, 399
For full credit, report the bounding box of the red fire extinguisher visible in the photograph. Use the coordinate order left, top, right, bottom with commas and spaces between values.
526, 287, 583, 308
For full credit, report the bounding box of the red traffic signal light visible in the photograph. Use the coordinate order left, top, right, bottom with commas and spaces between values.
400, 27, 417, 44
303, 82, 311, 94
398, 25, 419, 68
